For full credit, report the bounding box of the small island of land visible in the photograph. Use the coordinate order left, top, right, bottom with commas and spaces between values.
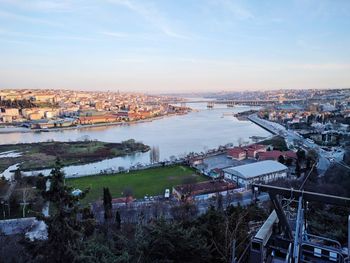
0, 139, 150, 173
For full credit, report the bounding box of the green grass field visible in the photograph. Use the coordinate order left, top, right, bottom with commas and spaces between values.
67, 165, 207, 204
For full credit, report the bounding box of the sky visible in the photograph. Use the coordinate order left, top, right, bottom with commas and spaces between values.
0, 0, 350, 93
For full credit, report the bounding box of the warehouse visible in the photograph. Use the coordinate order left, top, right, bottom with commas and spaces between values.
223, 160, 288, 189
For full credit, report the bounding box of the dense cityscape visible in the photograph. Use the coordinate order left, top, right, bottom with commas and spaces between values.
0, 87, 349, 262
1, 0, 350, 263
0, 89, 186, 130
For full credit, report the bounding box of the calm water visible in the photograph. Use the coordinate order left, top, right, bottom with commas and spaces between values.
0, 103, 271, 177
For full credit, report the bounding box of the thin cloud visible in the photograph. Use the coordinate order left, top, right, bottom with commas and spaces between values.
215, 0, 254, 20
296, 39, 322, 51
0, 10, 63, 27
0, 0, 73, 12
101, 31, 129, 38
298, 63, 350, 70
108, 0, 190, 39
0, 30, 95, 41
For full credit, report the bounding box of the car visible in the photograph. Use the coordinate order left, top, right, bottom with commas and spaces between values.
164, 189, 170, 199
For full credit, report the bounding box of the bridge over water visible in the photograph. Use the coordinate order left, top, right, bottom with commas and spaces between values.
165, 99, 306, 108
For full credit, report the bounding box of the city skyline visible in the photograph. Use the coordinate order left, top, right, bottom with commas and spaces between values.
0, 0, 350, 92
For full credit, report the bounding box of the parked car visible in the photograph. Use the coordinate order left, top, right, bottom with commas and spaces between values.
164, 189, 170, 199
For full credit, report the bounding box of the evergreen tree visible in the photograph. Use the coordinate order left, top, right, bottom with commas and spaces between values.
29, 159, 91, 263
14, 168, 22, 181
103, 187, 112, 221
278, 155, 285, 164
115, 210, 121, 230
217, 193, 223, 210
296, 149, 306, 162
295, 161, 301, 178
36, 173, 47, 191
75, 240, 118, 263
138, 219, 210, 263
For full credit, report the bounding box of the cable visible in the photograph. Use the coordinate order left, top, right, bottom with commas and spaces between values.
299, 162, 316, 190
334, 160, 350, 170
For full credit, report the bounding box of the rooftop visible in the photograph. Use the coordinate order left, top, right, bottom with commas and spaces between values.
223, 160, 288, 179
174, 180, 236, 196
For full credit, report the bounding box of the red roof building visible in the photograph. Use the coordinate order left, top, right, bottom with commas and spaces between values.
172, 180, 236, 200
258, 150, 297, 161
258, 150, 284, 161
246, 144, 267, 159
77, 115, 119, 124
227, 147, 247, 160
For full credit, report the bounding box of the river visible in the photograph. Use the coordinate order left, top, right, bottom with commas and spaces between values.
0, 102, 271, 177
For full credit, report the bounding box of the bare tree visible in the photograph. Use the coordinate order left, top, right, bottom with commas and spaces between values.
149, 146, 160, 164
237, 137, 244, 146
123, 187, 133, 205
181, 176, 197, 201
20, 187, 33, 218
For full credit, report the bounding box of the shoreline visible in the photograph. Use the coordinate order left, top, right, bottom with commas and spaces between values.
0, 113, 185, 134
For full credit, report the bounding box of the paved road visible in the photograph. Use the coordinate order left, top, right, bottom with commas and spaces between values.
248, 114, 344, 174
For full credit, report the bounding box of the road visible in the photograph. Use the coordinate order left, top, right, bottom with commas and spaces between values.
248, 114, 344, 174
92, 191, 269, 224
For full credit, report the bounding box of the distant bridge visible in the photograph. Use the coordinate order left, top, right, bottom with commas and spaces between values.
163, 99, 306, 108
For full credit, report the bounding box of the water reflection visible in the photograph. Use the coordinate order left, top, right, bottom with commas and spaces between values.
0, 103, 271, 177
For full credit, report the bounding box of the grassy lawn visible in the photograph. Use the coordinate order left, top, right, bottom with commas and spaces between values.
67, 165, 208, 204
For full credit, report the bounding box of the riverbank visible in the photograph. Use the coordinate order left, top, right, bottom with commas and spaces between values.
0, 112, 185, 134
0, 140, 150, 173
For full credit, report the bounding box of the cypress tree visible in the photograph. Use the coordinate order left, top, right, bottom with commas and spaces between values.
30, 158, 91, 263
103, 187, 112, 220
115, 210, 121, 230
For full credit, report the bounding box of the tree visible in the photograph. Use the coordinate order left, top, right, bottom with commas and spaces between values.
181, 176, 197, 201
123, 187, 133, 205
75, 240, 118, 263
194, 205, 267, 263
295, 161, 301, 178
14, 168, 22, 181
149, 146, 160, 164
36, 173, 47, 191
103, 187, 112, 221
115, 210, 121, 230
278, 155, 285, 164
216, 193, 223, 211
307, 148, 318, 161
170, 202, 198, 222
29, 158, 92, 263
20, 187, 33, 218
296, 149, 306, 162
285, 158, 293, 166
137, 219, 210, 263
237, 137, 244, 147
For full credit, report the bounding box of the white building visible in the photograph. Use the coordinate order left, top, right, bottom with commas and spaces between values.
223, 160, 288, 189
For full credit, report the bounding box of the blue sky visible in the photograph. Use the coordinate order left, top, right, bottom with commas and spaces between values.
0, 0, 349, 93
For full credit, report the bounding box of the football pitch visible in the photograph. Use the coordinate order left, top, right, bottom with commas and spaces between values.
67, 165, 207, 204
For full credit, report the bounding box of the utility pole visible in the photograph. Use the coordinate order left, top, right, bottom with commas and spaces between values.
231, 239, 236, 263
348, 215, 350, 263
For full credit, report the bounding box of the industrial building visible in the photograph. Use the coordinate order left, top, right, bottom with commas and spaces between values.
223, 160, 288, 188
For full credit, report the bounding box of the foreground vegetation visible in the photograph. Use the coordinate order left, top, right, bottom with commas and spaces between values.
0, 161, 267, 263
0, 139, 150, 173
68, 165, 207, 204
260, 135, 288, 151
271, 149, 350, 244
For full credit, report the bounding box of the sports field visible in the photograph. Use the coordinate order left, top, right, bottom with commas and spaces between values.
67, 165, 207, 204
